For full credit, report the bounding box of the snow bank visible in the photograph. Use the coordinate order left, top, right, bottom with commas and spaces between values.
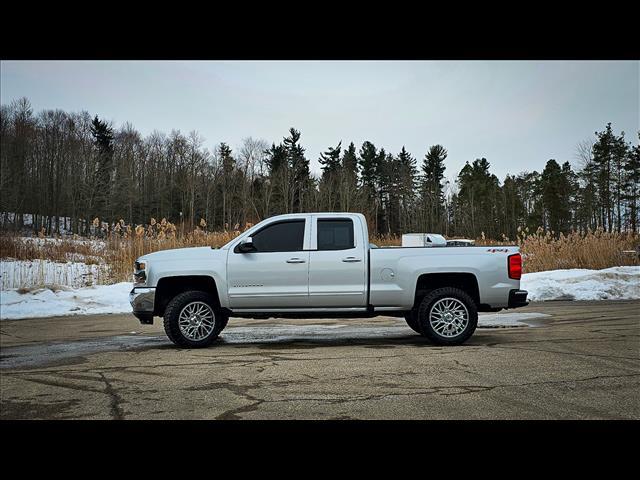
0, 282, 132, 320
1, 259, 110, 290
521, 266, 639, 301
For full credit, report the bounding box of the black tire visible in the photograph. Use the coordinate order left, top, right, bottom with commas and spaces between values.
417, 287, 477, 346
163, 290, 228, 348
404, 310, 423, 334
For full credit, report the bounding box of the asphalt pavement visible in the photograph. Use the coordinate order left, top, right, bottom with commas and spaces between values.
1, 300, 638, 419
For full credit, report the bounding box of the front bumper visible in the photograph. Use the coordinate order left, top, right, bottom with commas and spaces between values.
129, 287, 155, 324
508, 289, 529, 308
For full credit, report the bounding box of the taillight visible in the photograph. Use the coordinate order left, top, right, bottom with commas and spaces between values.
508, 253, 522, 280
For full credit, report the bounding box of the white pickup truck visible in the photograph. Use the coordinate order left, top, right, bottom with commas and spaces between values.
130, 212, 528, 347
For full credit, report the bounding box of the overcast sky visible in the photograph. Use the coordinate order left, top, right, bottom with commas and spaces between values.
1, 60, 638, 185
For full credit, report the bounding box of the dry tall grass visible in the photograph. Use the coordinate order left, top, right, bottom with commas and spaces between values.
371, 228, 638, 273
0, 218, 245, 285
104, 218, 243, 283
369, 233, 403, 247
517, 227, 638, 272
1, 218, 638, 287
0, 236, 106, 265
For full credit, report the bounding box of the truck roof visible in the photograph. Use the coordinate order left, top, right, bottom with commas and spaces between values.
264, 212, 366, 222
267, 212, 361, 217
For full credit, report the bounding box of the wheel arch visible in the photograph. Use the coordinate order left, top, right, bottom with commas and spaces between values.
154, 275, 221, 317
413, 272, 480, 309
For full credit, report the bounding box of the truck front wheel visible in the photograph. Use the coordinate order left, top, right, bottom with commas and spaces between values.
163, 291, 228, 348
417, 287, 477, 345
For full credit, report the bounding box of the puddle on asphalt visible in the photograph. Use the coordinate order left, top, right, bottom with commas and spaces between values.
477, 312, 552, 328
0, 335, 167, 369
0, 313, 551, 369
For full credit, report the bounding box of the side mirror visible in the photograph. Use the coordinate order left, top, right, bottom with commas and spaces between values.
237, 237, 256, 253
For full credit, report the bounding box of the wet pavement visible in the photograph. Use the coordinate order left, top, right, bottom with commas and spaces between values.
1, 300, 638, 419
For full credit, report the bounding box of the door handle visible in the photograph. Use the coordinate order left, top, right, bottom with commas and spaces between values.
342, 257, 362, 262
286, 257, 306, 263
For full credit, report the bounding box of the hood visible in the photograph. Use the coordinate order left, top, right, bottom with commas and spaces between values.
138, 246, 223, 263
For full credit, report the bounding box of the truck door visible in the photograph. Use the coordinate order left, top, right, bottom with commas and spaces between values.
308, 216, 367, 308
227, 218, 310, 309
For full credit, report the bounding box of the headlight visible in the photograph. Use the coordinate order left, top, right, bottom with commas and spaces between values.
133, 260, 147, 285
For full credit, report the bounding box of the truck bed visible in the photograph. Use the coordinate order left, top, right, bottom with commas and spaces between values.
368, 245, 520, 309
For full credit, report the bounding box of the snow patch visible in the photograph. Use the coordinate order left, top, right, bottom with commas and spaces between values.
1, 282, 132, 320
521, 266, 639, 301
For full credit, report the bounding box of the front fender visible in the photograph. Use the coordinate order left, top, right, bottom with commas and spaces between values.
143, 247, 230, 308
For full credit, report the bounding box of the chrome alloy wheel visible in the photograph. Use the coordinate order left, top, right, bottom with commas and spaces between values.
178, 301, 216, 341
429, 297, 469, 338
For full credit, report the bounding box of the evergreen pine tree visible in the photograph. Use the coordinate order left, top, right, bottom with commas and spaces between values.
218, 142, 236, 228
420, 145, 447, 232
455, 158, 502, 238
540, 159, 571, 234
265, 142, 289, 214
623, 133, 640, 232
89, 115, 114, 229
397, 147, 417, 232
592, 123, 628, 231
358, 141, 378, 232
501, 174, 525, 239
340, 142, 358, 211
561, 161, 579, 231
319, 141, 342, 175
283, 128, 311, 212
318, 141, 342, 211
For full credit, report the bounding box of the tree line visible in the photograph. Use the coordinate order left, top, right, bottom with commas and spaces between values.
1, 97, 638, 239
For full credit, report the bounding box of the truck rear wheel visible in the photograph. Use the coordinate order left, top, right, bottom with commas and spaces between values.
404, 310, 423, 334
417, 287, 477, 345
163, 291, 228, 348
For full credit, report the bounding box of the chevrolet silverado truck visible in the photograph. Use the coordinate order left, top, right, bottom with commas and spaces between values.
130, 212, 528, 347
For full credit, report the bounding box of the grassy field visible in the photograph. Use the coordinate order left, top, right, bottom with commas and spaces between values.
1, 218, 638, 288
